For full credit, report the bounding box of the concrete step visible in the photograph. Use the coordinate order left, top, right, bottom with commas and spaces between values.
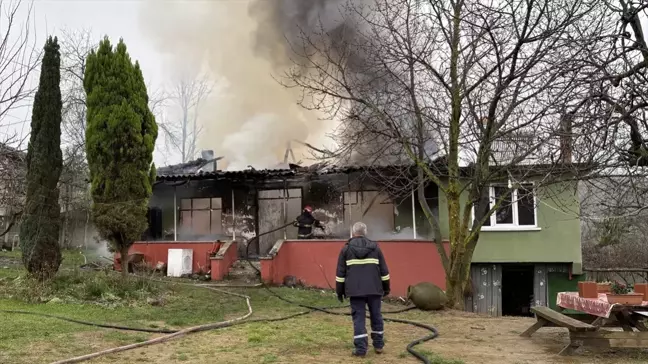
226, 260, 261, 282
230, 259, 260, 269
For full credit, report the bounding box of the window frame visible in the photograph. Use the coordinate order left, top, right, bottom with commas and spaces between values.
343, 190, 395, 232
179, 197, 224, 235
471, 181, 540, 232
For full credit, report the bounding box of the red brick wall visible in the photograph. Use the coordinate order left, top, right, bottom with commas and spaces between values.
210, 241, 239, 280
260, 239, 448, 297
115, 241, 221, 273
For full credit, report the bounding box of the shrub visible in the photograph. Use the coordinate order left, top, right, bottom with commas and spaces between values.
0, 269, 166, 306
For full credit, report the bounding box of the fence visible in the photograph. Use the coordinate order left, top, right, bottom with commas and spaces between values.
584, 268, 648, 286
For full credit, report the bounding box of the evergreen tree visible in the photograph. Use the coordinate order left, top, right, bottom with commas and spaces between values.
84, 37, 157, 276
20, 36, 64, 279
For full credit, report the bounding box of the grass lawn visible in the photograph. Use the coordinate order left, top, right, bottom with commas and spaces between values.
3, 251, 648, 364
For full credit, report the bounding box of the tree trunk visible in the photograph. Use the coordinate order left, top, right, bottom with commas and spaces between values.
444, 256, 472, 309
444, 235, 477, 309
120, 245, 130, 278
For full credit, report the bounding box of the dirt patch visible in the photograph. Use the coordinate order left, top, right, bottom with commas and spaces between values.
69, 309, 648, 364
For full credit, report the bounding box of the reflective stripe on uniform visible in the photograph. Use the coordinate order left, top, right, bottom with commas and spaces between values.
371, 331, 384, 335
353, 334, 368, 339
346, 258, 379, 266
381, 274, 390, 281
335, 276, 345, 282
298, 234, 313, 238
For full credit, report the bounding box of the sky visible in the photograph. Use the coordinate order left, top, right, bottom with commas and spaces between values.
2, 0, 169, 164
45, 0, 171, 164
2, 0, 337, 169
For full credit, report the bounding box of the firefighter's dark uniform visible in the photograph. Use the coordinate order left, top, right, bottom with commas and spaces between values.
293, 211, 323, 239
335, 236, 391, 356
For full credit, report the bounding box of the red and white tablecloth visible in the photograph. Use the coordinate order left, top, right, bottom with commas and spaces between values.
557, 292, 648, 318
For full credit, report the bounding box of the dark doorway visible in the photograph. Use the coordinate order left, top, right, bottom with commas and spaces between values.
501, 264, 535, 317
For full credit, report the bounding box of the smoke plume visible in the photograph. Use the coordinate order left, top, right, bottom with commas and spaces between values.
139, 0, 368, 170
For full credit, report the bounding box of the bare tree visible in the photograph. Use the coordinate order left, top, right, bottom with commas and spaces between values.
277, 0, 613, 308
159, 75, 212, 163
580, 177, 648, 268
0, 0, 40, 249
578, 0, 648, 167
59, 28, 167, 155
565, 0, 648, 269
59, 28, 95, 155
0, 0, 40, 123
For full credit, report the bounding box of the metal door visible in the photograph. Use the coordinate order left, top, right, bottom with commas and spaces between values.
257, 189, 302, 256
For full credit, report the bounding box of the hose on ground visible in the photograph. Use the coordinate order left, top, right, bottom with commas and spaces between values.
50, 286, 255, 364
242, 223, 439, 363
5, 222, 439, 364
0, 309, 176, 333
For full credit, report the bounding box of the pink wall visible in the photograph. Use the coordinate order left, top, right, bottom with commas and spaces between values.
115, 241, 221, 274
210, 241, 239, 280
261, 239, 448, 297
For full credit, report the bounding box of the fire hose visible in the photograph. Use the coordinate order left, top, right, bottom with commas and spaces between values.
242, 221, 439, 363
3, 223, 439, 364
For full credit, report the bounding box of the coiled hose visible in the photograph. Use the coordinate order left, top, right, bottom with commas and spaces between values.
3, 223, 439, 363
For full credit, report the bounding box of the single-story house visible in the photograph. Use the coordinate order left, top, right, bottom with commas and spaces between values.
127, 151, 585, 316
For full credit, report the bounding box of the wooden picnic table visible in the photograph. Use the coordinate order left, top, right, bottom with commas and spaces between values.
556, 292, 648, 331
520, 292, 648, 355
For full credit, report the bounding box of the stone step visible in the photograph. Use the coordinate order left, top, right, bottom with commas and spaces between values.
230, 259, 261, 270
227, 260, 261, 281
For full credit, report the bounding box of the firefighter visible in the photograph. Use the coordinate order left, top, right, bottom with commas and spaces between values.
293, 205, 324, 239
335, 222, 391, 357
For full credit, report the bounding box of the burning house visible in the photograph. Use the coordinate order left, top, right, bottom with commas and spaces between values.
123, 149, 584, 317
146, 150, 440, 257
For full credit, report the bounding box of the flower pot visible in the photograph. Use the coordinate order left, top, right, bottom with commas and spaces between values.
634, 283, 648, 300
578, 281, 598, 299
606, 293, 644, 305
597, 283, 612, 293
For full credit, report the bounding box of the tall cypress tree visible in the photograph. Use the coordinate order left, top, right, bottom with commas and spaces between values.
20, 36, 64, 279
84, 37, 157, 276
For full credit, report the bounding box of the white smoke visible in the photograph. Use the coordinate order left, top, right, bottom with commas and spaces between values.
139, 0, 339, 169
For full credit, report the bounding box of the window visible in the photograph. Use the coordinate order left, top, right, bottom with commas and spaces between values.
179, 197, 223, 235
343, 191, 395, 233
475, 183, 538, 230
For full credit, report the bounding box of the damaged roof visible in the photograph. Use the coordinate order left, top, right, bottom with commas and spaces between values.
155, 153, 577, 183
156, 168, 298, 181
154, 158, 437, 182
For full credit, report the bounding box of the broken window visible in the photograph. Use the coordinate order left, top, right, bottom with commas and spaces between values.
179, 197, 223, 236
343, 191, 395, 233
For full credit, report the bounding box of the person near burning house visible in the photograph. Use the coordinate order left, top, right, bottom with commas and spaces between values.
335, 222, 391, 357
293, 205, 324, 238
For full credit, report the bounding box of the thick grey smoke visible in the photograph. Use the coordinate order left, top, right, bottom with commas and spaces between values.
249, 0, 414, 166
139, 0, 368, 170
248, 0, 365, 66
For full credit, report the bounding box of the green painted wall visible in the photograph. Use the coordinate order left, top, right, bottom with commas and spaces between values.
436, 181, 582, 272
548, 272, 588, 314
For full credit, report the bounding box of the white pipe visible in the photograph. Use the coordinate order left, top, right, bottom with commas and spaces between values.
347, 193, 352, 238
411, 189, 417, 239
283, 197, 287, 240
232, 189, 236, 240
173, 187, 177, 241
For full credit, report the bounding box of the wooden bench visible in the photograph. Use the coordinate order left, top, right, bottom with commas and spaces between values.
520, 306, 598, 355
521, 306, 648, 354
521, 306, 598, 338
